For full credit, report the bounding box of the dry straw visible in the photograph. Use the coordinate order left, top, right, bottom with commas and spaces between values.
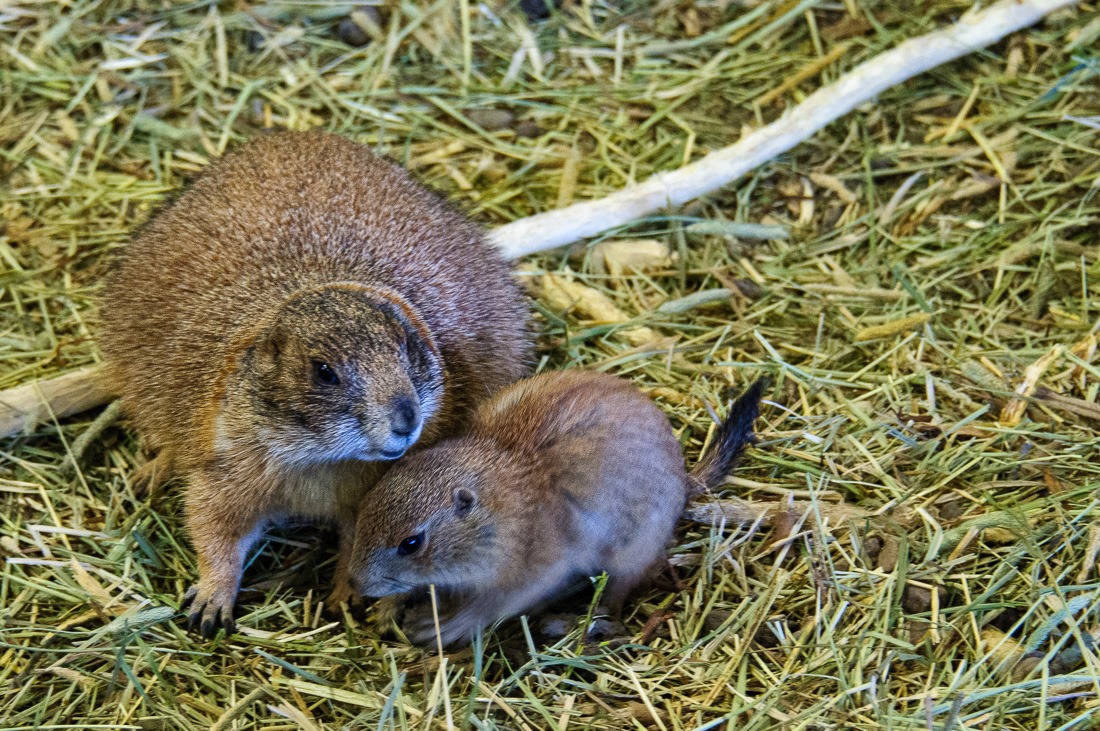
2, 1, 1098, 729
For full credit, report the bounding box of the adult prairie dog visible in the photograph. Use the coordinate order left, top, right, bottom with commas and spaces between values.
99, 131, 531, 637
349, 370, 765, 646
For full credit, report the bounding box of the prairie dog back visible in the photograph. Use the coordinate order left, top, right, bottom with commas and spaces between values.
472, 371, 687, 556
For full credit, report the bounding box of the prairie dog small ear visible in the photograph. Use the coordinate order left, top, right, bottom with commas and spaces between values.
254, 325, 286, 368
453, 487, 476, 516
374, 296, 441, 362
402, 321, 439, 373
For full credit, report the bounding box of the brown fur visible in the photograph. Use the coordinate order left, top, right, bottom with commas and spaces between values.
348, 371, 763, 647
99, 131, 531, 637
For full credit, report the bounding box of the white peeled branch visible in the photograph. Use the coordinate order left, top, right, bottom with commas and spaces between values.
490, 0, 1076, 259
0, 0, 1078, 437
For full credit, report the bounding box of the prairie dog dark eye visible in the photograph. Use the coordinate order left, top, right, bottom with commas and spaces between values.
312, 361, 339, 386
397, 532, 425, 556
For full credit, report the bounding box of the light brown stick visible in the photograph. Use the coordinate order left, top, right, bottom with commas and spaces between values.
0, 365, 111, 436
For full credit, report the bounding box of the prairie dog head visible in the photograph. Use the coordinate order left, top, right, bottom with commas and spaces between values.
235, 284, 443, 466
349, 441, 518, 598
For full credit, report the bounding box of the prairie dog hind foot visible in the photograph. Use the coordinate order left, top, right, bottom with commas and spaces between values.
130, 451, 174, 498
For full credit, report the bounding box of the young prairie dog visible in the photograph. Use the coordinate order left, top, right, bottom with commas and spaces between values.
99, 131, 531, 637
348, 370, 765, 647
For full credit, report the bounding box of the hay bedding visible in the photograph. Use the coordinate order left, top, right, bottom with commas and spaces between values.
1, 1, 1098, 729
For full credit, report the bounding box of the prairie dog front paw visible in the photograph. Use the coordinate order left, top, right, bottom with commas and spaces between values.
181, 581, 237, 639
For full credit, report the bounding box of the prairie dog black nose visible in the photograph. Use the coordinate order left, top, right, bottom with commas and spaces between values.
390, 396, 420, 437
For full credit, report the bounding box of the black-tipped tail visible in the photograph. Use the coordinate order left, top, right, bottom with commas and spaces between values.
688, 378, 767, 496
